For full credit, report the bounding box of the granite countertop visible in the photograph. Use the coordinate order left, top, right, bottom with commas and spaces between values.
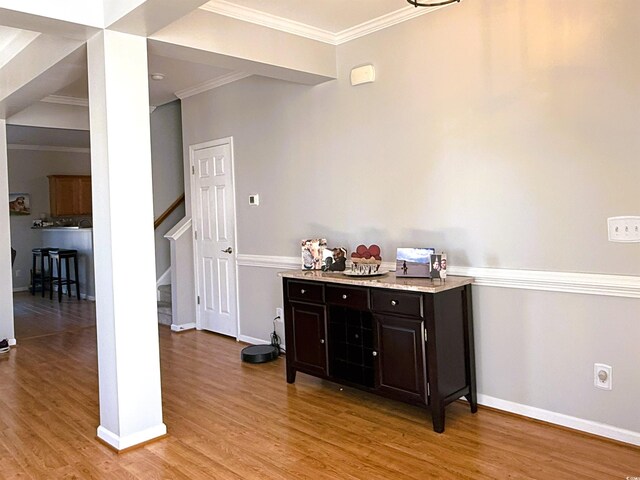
279, 270, 472, 294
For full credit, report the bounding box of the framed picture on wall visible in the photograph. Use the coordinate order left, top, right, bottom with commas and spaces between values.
9, 193, 30, 216
396, 247, 435, 278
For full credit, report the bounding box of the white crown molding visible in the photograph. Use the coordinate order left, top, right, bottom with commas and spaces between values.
200, 1, 454, 46
477, 394, 640, 447
235, 254, 640, 299
7, 144, 90, 153
335, 5, 451, 45
42, 95, 156, 114
175, 72, 252, 100
200, 0, 335, 44
40, 95, 89, 107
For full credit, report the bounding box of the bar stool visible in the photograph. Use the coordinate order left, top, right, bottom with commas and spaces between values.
31, 247, 53, 297
49, 249, 81, 302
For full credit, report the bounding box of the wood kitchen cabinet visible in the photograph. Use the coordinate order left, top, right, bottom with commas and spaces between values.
48, 175, 92, 216
281, 272, 477, 433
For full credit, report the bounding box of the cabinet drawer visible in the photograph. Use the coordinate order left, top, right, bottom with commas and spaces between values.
287, 281, 324, 303
326, 285, 369, 309
371, 289, 423, 318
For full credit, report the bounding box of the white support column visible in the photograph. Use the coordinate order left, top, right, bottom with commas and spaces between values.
87, 30, 166, 451
0, 120, 15, 346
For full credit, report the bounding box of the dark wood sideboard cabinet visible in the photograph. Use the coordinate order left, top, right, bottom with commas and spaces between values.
280, 271, 477, 433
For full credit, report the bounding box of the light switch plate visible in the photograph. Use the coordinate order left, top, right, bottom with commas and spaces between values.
249, 194, 259, 206
607, 216, 640, 242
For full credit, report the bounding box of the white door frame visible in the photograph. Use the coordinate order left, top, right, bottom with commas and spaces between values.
188, 136, 240, 338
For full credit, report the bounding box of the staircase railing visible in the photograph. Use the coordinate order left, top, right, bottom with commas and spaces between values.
154, 194, 185, 230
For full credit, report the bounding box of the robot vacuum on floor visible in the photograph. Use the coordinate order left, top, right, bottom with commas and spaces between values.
241, 344, 279, 364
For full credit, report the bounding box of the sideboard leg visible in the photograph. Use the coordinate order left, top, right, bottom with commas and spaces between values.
286, 366, 297, 384
465, 392, 478, 413
431, 403, 445, 433
462, 284, 478, 415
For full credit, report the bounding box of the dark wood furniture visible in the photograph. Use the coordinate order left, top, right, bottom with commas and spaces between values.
49, 249, 81, 302
48, 175, 92, 216
31, 247, 53, 297
281, 271, 477, 433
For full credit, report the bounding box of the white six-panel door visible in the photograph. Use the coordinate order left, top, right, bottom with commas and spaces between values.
191, 139, 238, 337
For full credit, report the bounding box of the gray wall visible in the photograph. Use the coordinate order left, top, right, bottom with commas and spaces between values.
150, 100, 185, 280
181, 0, 640, 434
8, 149, 91, 290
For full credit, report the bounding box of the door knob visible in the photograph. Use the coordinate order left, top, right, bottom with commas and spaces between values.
221, 247, 233, 254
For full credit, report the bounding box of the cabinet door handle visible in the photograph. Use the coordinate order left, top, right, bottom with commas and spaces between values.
301, 289, 306, 294
320, 339, 325, 344
372, 351, 378, 357
342, 294, 348, 299
390, 300, 397, 306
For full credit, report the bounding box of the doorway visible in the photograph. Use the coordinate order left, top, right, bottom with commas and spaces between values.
189, 137, 239, 337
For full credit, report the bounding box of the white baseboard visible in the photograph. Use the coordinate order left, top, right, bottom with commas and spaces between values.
171, 322, 196, 332
237, 334, 269, 345
97, 423, 167, 451
237, 334, 286, 352
12, 286, 29, 292
477, 394, 640, 446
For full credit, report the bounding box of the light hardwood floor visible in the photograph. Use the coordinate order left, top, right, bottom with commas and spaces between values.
3, 292, 639, 479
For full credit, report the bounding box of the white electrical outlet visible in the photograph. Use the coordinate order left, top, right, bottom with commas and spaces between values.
594, 363, 612, 390
275, 308, 283, 321
607, 216, 640, 242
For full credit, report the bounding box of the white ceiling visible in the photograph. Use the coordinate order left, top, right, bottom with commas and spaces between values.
3, 0, 420, 146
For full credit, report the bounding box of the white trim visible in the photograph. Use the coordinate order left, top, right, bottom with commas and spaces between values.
41, 95, 156, 114
200, 1, 454, 46
477, 394, 640, 447
335, 5, 451, 45
7, 144, 90, 153
237, 254, 298, 270
41, 95, 89, 107
237, 334, 269, 345
448, 265, 640, 299
96, 423, 167, 451
156, 267, 171, 288
235, 254, 640, 299
164, 217, 191, 241
189, 137, 240, 338
200, 0, 335, 44
171, 322, 196, 332
175, 72, 252, 100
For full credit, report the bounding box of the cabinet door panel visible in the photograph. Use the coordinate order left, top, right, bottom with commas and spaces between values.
52, 177, 78, 215
78, 177, 92, 215
290, 302, 327, 376
375, 315, 426, 403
